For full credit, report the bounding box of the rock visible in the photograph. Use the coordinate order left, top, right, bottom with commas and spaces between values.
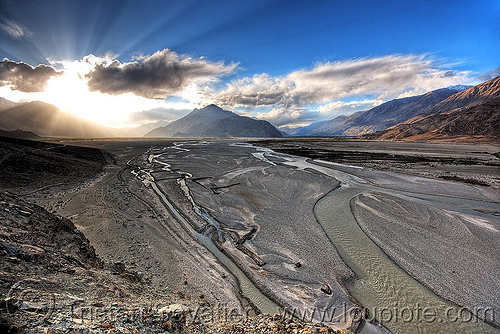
159, 303, 191, 315
320, 284, 332, 295
112, 262, 126, 275
1, 241, 17, 255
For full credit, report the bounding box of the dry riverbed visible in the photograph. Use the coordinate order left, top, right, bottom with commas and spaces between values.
6, 137, 499, 334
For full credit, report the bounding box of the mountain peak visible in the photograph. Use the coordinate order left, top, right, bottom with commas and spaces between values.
144, 104, 282, 138
197, 104, 227, 113
447, 84, 473, 92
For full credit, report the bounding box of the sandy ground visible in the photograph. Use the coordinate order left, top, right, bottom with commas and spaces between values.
148, 141, 358, 325
29, 140, 252, 316
253, 139, 500, 190
26, 138, 499, 334
351, 191, 500, 326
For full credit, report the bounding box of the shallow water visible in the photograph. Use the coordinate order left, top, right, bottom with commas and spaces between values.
144, 141, 499, 332
282, 154, 499, 333
140, 147, 279, 315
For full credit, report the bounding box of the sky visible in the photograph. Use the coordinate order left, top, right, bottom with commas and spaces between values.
0, 0, 499, 129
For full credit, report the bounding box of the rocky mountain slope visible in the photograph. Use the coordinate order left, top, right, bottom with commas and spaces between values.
0, 97, 18, 111
370, 96, 500, 141
294, 88, 461, 137
419, 76, 500, 116
368, 76, 500, 141
0, 101, 120, 138
145, 104, 282, 138
293, 115, 348, 137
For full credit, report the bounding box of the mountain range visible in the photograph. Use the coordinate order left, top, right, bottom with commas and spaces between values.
293, 87, 467, 137
290, 77, 499, 141
144, 104, 282, 138
0, 101, 120, 138
366, 76, 500, 141
0, 77, 497, 141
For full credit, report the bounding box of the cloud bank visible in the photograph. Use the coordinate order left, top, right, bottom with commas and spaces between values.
0, 59, 61, 92
477, 68, 500, 82
211, 55, 474, 125
86, 49, 237, 99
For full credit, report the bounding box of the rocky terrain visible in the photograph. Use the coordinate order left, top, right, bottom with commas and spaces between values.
0, 192, 351, 334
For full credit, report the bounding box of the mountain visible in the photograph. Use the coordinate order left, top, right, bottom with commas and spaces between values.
124, 120, 171, 137
368, 97, 500, 141
447, 84, 473, 91
0, 97, 18, 111
0, 101, 121, 138
419, 76, 500, 117
295, 88, 459, 137
366, 76, 500, 141
294, 115, 348, 137
0, 129, 40, 140
145, 104, 282, 138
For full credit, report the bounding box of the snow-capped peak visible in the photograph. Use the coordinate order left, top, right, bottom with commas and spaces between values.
447, 84, 472, 92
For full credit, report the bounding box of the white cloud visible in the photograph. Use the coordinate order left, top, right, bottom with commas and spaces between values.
316, 99, 383, 114
0, 19, 31, 39
477, 68, 500, 82
257, 106, 319, 127
211, 55, 475, 126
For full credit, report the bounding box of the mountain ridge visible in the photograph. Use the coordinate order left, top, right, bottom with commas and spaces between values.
365, 76, 500, 141
0, 101, 121, 138
294, 88, 459, 137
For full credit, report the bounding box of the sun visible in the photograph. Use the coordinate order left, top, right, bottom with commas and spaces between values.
42, 65, 160, 127
0, 57, 198, 128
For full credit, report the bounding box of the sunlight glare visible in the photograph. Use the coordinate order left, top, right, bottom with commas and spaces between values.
43, 63, 162, 127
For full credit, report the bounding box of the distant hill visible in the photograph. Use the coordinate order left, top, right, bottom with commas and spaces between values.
295, 88, 461, 137
366, 76, 500, 141
0, 129, 40, 140
145, 104, 282, 138
0, 97, 18, 111
0, 101, 121, 138
293, 115, 348, 137
124, 120, 171, 137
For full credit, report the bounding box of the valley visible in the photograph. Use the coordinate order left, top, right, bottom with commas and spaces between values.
4, 138, 497, 333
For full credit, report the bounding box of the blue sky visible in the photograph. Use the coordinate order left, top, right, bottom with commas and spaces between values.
0, 0, 499, 128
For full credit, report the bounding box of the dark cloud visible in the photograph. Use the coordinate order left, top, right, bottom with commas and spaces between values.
86, 49, 236, 99
0, 59, 60, 92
